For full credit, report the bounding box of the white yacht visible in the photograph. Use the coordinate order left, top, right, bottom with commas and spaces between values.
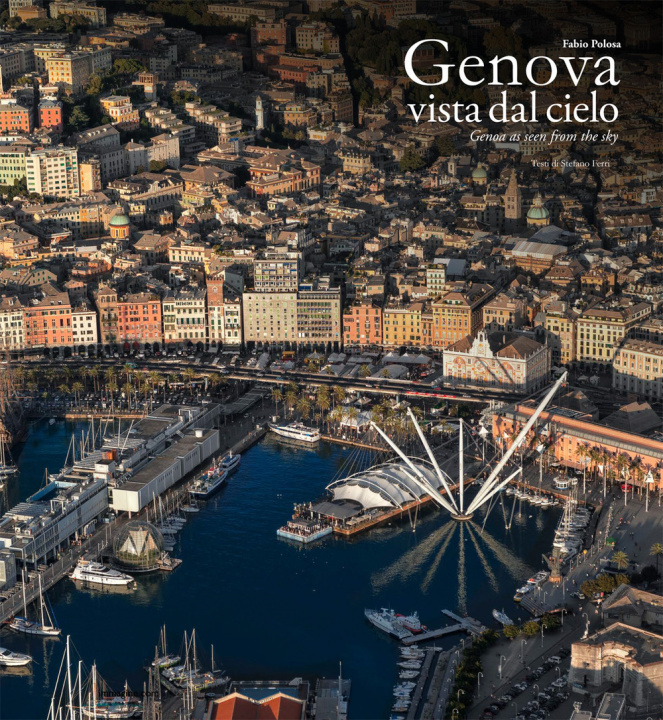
189, 460, 228, 499
0, 647, 32, 666
269, 422, 321, 443
70, 561, 134, 587
492, 609, 514, 626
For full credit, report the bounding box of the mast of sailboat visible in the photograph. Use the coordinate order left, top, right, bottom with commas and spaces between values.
39, 575, 45, 628
93, 663, 98, 720
78, 661, 84, 720
337, 661, 342, 715
21, 566, 27, 619
211, 644, 214, 672
459, 418, 464, 514
66, 636, 74, 720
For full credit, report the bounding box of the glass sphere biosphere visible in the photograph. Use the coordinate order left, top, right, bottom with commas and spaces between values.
113, 520, 165, 573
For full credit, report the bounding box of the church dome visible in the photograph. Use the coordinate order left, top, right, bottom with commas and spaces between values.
471, 166, 487, 180
109, 213, 130, 227
527, 193, 549, 220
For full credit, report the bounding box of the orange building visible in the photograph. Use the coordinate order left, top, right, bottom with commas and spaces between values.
23, 284, 73, 348
493, 402, 663, 490
431, 284, 495, 348
0, 103, 33, 133
38, 100, 63, 133
116, 292, 162, 345
343, 300, 382, 347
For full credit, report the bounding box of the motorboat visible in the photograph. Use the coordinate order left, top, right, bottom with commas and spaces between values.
189, 460, 228, 499
492, 609, 514, 626
395, 611, 426, 634
268, 422, 321, 443
220, 451, 241, 475
0, 647, 32, 666
70, 561, 134, 587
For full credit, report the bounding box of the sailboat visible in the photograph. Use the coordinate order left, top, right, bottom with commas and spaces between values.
0, 442, 18, 478
9, 572, 61, 637
151, 625, 181, 670
81, 665, 142, 719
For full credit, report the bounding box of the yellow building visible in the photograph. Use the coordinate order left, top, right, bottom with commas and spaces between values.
46, 52, 92, 96
544, 303, 577, 366
383, 302, 425, 348
431, 284, 494, 349
576, 302, 651, 368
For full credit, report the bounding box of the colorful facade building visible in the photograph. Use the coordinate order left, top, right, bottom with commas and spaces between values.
117, 292, 162, 346
343, 300, 383, 347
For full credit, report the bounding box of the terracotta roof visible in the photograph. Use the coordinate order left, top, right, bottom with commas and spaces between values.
208, 692, 304, 720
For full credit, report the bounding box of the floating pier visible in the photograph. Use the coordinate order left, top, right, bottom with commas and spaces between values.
404, 647, 437, 719
402, 610, 485, 645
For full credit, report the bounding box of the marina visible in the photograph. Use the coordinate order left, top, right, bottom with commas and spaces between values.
0, 419, 561, 719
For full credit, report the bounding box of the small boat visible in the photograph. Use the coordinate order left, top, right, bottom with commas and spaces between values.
49, 418, 56, 426
399, 670, 419, 679
0, 443, 18, 478
220, 451, 241, 475
398, 661, 422, 670
492, 609, 514, 626
395, 611, 426, 634
0, 647, 32, 667
364, 608, 413, 640
189, 460, 228, 499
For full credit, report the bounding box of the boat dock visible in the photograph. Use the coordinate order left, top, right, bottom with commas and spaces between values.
401, 610, 485, 646
404, 647, 437, 719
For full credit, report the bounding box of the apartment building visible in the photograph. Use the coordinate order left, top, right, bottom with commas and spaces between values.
25, 147, 80, 199
576, 302, 652, 368
71, 302, 98, 347
254, 249, 302, 292
431, 284, 495, 349
0, 103, 33, 133
0, 295, 25, 351
383, 302, 426, 348
117, 292, 162, 345
296, 288, 341, 346
23, 284, 72, 348
544, 302, 577, 366
162, 289, 207, 345
426, 263, 446, 298
294, 22, 339, 53
208, 2, 279, 24
482, 293, 526, 333
242, 292, 297, 344
38, 100, 64, 133
94, 284, 118, 346
46, 53, 92, 96
343, 300, 382, 347
613, 339, 663, 401
206, 274, 225, 346
0, 148, 28, 186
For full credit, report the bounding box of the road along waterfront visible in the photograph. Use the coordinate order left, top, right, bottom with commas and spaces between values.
0, 421, 561, 720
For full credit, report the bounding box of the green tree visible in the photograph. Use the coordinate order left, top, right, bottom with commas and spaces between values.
503, 624, 520, 639
399, 146, 425, 173
85, 75, 104, 97
67, 105, 90, 132
522, 621, 540, 637
149, 160, 168, 172
113, 58, 146, 76
435, 135, 454, 157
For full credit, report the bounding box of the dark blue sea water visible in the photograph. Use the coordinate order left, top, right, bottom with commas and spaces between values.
0, 421, 560, 720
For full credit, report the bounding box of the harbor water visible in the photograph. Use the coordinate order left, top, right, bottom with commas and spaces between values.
0, 420, 561, 720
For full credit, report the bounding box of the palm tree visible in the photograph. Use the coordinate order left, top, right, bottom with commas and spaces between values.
122, 382, 134, 407
272, 387, 283, 416
612, 551, 629, 571
316, 385, 331, 417
346, 406, 359, 435
650, 543, 663, 575
107, 380, 118, 411
285, 388, 298, 417
183, 367, 196, 390
332, 385, 345, 409
358, 364, 371, 378
71, 381, 84, 406
106, 367, 117, 384
58, 383, 70, 396
380, 368, 391, 379
88, 366, 99, 392
296, 395, 312, 420
122, 363, 133, 384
